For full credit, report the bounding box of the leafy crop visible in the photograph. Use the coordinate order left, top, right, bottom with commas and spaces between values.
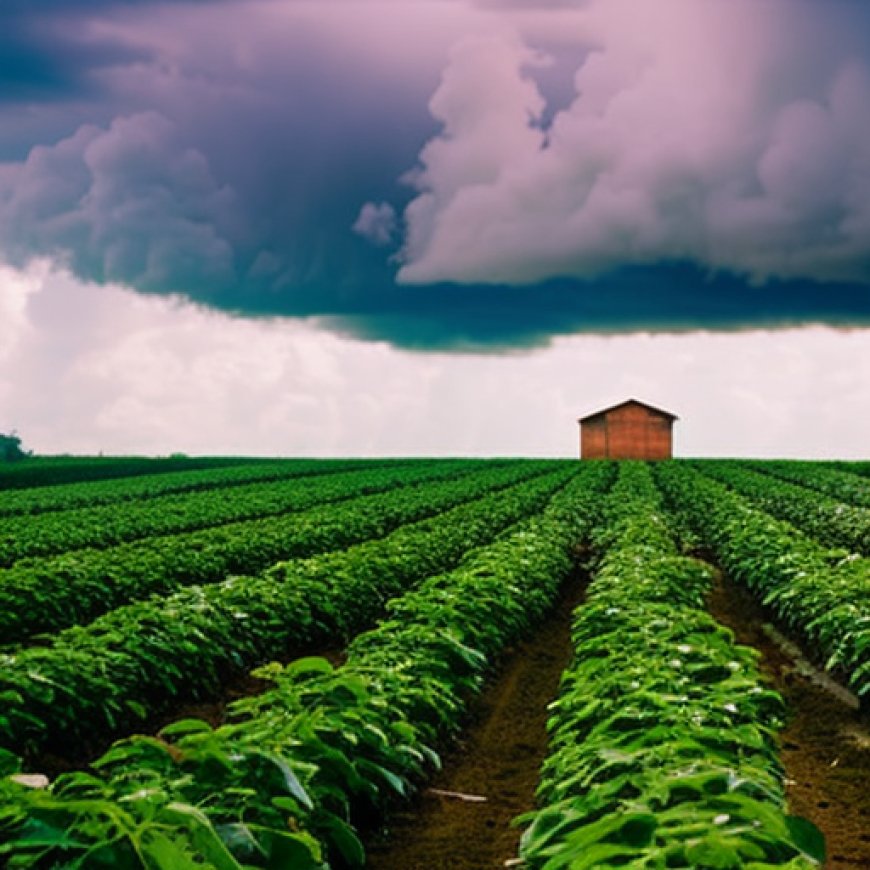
0, 460, 532, 643
0, 455, 249, 490
694, 460, 870, 555
518, 463, 824, 869
747, 460, 870, 510
0, 458, 402, 518
0, 464, 592, 760
825, 459, 870, 480
0, 459, 485, 567
657, 462, 870, 704
0, 468, 605, 867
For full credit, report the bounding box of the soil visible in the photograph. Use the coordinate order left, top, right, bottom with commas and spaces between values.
364, 570, 586, 870
707, 569, 870, 869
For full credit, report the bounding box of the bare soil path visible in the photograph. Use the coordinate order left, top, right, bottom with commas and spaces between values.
707, 570, 870, 869
365, 571, 586, 870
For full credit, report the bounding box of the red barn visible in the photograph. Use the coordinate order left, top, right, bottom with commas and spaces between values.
578, 399, 677, 460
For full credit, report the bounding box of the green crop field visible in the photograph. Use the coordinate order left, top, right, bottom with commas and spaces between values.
0, 456, 868, 868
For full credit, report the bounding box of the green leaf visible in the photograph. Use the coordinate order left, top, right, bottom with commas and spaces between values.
283, 657, 334, 679
247, 751, 313, 811
157, 802, 245, 870
258, 830, 323, 869
785, 815, 826, 863
159, 719, 213, 739
0, 748, 22, 777
141, 831, 206, 869
316, 813, 365, 866
685, 835, 744, 868
542, 841, 642, 870
0, 817, 88, 852
125, 700, 148, 720
614, 813, 657, 848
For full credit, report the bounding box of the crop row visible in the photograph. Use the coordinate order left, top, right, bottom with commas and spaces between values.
825, 460, 870, 480
0, 464, 595, 761
0, 454, 250, 490
747, 460, 870, 509
658, 462, 870, 704
0, 458, 400, 518
0, 459, 484, 566
694, 460, 870, 556
518, 462, 824, 868
0, 464, 605, 867
0, 461, 543, 644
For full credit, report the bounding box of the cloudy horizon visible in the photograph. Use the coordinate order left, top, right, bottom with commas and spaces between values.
2, 260, 867, 459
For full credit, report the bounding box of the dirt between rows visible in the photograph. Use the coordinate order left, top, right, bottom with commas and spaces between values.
706, 570, 870, 869
364, 571, 587, 870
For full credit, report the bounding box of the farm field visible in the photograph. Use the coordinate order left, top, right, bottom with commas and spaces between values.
0, 456, 868, 868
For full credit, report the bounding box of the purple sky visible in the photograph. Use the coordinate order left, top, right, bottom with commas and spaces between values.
1, 0, 869, 455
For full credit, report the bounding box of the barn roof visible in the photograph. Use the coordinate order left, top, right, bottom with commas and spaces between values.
577, 398, 679, 423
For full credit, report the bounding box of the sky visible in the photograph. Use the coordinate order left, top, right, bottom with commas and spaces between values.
1, 0, 868, 457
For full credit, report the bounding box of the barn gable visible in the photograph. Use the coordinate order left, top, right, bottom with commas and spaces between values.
578, 399, 677, 460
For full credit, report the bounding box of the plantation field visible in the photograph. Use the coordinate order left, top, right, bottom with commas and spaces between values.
0, 456, 868, 868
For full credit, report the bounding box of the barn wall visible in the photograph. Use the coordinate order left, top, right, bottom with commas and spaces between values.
603, 404, 672, 460
580, 417, 608, 459
580, 404, 674, 459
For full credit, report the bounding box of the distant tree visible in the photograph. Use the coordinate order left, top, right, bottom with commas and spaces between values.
0, 432, 31, 462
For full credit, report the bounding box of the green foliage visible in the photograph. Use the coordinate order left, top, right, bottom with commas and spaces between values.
2, 458, 850, 868
0, 460, 533, 642
658, 462, 870, 701
0, 455, 248, 490
0, 458, 397, 518
747, 459, 870, 510
0, 432, 30, 463
0, 466, 607, 867
0, 464, 586, 758
518, 462, 823, 869
0, 458, 487, 567
694, 459, 870, 555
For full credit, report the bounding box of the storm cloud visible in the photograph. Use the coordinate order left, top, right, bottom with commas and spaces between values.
0, 0, 868, 350
397, 0, 870, 288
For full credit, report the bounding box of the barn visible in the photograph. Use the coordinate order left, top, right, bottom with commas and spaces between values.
578, 399, 677, 460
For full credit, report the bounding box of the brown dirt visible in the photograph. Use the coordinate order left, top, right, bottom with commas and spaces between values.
707, 570, 870, 869
364, 571, 585, 870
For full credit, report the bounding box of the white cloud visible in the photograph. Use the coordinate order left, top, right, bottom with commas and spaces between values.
398, 0, 870, 287
352, 202, 397, 246
0, 261, 868, 459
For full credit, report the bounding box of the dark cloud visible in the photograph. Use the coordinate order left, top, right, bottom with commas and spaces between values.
0, 0, 228, 100
0, 113, 238, 293
0, 18, 154, 103
1, 0, 229, 10
0, 0, 868, 352
0, 1, 438, 308
320, 265, 870, 351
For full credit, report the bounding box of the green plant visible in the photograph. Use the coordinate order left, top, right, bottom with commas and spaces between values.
0, 468, 608, 867
518, 463, 824, 869
0, 465, 587, 760
657, 462, 870, 702
0, 432, 30, 463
